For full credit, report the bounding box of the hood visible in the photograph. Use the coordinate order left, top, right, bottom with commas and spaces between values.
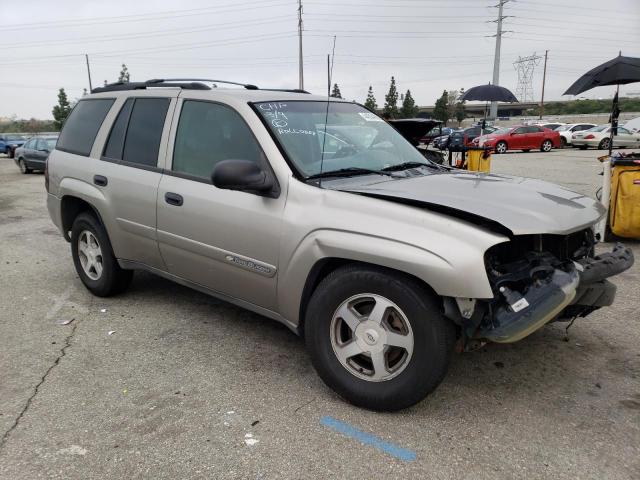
338, 171, 605, 235
389, 119, 440, 146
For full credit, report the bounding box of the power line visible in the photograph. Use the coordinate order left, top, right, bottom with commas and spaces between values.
1, 0, 294, 31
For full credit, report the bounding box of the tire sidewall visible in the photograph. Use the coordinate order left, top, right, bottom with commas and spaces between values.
305, 267, 453, 410
71, 213, 119, 296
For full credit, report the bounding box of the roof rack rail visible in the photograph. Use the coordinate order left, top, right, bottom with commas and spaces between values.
90, 79, 311, 95
91, 78, 260, 93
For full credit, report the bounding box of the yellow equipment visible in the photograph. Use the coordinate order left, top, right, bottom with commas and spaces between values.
608, 159, 640, 238
466, 147, 492, 173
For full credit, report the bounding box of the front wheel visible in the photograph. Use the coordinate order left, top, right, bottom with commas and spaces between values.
304, 265, 455, 411
71, 212, 133, 297
18, 158, 31, 174
541, 139, 553, 152
495, 141, 508, 154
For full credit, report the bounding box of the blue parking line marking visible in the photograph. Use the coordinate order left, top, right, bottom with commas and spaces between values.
320, 416, 417, 462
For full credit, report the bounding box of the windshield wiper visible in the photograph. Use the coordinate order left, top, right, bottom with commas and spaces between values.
306, 167, 396, 181
381, 161, 430, 172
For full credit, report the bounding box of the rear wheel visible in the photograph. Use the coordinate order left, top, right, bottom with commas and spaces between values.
18, 158, 31, 174
541, 139, 553, 152
598, 138, 611, 150
71, 212, 133, 297
305, 265, 455, 411
495, 141, 508, 154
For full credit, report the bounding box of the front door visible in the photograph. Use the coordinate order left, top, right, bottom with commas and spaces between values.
156, 99, 285, 311
510, 127, 528, 149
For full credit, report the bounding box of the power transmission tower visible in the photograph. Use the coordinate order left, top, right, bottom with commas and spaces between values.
513, 53, 542, 102
488, 0, 512, 119
298, 0, 304, 90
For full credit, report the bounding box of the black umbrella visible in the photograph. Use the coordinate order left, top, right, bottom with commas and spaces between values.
563, 54, 640, 96
564, 53, 640, 155
461, 84, 518, 103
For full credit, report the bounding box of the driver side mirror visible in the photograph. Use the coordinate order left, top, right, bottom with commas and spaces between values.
211, 159, 278, 198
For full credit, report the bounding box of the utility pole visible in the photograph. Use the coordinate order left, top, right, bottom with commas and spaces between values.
85, 54, 93, 92
490, 0, 510, 119
539, 50, 549, 119
297, 0, 304, 90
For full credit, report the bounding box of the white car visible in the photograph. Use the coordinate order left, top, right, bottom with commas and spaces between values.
554, 123, 596, 147
571, 124, 640, 150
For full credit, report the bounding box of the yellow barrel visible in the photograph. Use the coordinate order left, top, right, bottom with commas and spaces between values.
609, 160, 640, 238
466, 147, 492, 173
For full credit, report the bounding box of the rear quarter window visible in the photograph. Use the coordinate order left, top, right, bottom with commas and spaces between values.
56, 98, 114, 156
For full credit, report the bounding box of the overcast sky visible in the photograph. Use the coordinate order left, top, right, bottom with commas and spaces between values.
1, 0, 639, 119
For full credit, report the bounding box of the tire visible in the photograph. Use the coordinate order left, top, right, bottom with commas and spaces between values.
18, 158, 31, 174
541, 139, 553, 152
71, 212, 133, 297
598, 138, 611, 150
495, 141, 507, 154
304, 265, 455, 411
8, 148, 15, 159
560, 137, 567, 148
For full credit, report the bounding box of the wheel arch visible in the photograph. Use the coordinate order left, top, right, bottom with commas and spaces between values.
296, 257, 442, 337
60, 195, 106, 242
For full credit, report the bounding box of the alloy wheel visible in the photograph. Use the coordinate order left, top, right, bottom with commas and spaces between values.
78, 230, 103, 280
330, 294, 414, 382
542, 140, 552, 152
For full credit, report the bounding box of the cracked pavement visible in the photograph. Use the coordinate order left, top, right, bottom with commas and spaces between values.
0, 150, 639, 479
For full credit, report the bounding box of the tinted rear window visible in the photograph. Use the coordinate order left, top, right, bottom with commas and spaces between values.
57, 99, 114, 156
103, 98, 134, 160
122, 98, 170, 167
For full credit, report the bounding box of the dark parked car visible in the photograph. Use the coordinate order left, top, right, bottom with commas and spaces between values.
0, 133, 27, 158
14, 136, 58, 173
433, 126, 497, 150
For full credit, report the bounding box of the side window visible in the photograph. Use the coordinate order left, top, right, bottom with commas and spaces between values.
513, 127, 526, 134
103, 98, 134, 160
122, 98, 170, 167
36, 138, 47, 150
527, 126, 542, 133
172, 100, 264, 179
57, 99, 115, 156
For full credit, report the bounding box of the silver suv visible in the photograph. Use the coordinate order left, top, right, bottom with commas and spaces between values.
46, 79, 633, 411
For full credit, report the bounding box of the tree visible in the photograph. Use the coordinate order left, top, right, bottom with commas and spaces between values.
433, 90, 449, 125
52, 88, 72, 131
330, 83, 342, 98
446, 90, 459, 123
455, 87, 466, 124
118, 64, 130, 83
364, 85, 377, 111
400, 89, 418, 118
383, 76, 399, 119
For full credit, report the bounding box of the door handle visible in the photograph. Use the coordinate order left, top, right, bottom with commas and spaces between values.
93, 175, 108, 187
164, 192, 183, 206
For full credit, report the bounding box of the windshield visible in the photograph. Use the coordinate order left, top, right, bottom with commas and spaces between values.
587, 125, 609, 132
555, 125, 572, 131
491, 127, 511, 135
254, 101, 427, 177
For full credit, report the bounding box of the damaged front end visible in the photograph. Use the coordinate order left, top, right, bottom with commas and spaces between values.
447, 229, 634, 347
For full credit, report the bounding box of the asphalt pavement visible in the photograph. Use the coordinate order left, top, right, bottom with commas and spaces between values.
0, 148, 638, 479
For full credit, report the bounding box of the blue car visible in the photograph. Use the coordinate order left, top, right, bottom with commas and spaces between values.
0, 133, 27, 158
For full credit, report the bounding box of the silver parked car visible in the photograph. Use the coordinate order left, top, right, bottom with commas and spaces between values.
46, 79, 633, 411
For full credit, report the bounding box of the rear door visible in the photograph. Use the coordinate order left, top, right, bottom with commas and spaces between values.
526, 126, 545, 148
94, 93, 176, 269
156, 97, 285, 311
30, 138, 49, 169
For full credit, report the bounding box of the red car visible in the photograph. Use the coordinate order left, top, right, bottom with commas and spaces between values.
473, 125, 561, 153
